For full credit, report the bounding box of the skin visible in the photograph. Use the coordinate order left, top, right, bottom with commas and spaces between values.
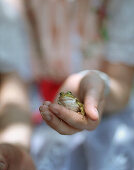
0, 73, 36, 170
0, 144, 35, 170
39, 59, 134, 135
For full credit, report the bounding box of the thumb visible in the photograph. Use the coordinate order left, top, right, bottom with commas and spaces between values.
84, 89, 102, 121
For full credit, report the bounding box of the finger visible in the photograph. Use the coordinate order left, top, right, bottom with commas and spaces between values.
84, 85, 104, 121
43, 101, 51, 106
84, 90, 100, 121
79, 72, 105, 121
39, 101, 52, 113
49, 104, 89, 130
40, 105, 80, 135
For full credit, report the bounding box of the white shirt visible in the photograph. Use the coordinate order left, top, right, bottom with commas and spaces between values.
105, 0, 134, 65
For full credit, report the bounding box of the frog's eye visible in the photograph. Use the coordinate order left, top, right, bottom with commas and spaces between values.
67, 91, 72, 95
60, 92, 64, 96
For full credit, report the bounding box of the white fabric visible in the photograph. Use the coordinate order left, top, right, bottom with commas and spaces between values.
105, 0, 134, 65
0, 1, 32, 80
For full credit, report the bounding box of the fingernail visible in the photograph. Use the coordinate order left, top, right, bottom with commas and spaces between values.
42, 111, 52, 121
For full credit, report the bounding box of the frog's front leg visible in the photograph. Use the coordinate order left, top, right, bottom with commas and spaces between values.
80, 105, 85, 116
77, 101, 85, 116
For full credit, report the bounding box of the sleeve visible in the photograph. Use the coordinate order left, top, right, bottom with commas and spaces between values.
104, 0, 134, 65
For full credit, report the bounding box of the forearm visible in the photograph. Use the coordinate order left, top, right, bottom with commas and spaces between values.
100, 60, 134, 113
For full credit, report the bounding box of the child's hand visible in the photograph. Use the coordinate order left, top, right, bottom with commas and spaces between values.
39, 71, 106, 135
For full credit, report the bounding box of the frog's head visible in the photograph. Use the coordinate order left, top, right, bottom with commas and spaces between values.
59, 91, 74, 98
58, 91, 85, 115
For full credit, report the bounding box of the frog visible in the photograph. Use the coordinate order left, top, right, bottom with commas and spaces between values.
57, 91, 85, 116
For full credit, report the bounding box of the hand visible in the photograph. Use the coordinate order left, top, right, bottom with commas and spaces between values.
0, 143, 36, 170
39, 71, 106, 135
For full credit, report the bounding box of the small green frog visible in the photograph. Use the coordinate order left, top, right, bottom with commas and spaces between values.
57, 91, 85, 116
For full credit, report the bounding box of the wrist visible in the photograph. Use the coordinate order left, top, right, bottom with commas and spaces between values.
79, 70, 110, 97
